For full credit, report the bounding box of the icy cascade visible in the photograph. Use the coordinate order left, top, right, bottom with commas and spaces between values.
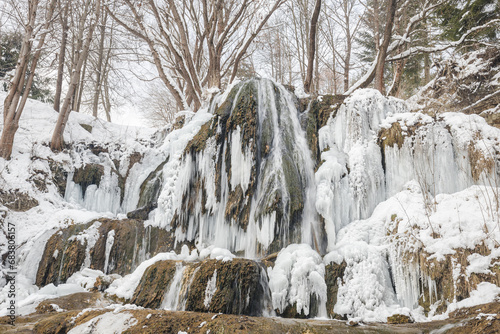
268, 244, 328, 318
316, 89, 407, 249
315, 89, 499, 251
63, 141, 166, 215
155, 79, 320, 257
65, 168, 122, 215
161, 262, 187, 311
381, 112, 486, 198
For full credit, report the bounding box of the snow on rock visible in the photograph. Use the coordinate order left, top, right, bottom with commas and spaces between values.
68, 312, 138, 334
327, 180, 500, 321
106, 249, 197, 300
268, 244, 327, 317
444, 282, 500, 316
0, 281, 86, 316
2, 81, 500, 324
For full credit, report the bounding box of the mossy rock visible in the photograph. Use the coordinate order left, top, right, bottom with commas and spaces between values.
48, 159, 68, 196
325, 261, 347, 319
185, 258, 267, 316
36, 223, 92, 287
304, 95, 346, 166
136, 158, 167, 209
387, 314, 413, 324
79, 124, 93, 133
36, 219, 180, 287
131, 260, 179, 308
72, 164, 104, 196
35, 292, 109, 314
184, 119, 217, 154
378, 122, 405, 150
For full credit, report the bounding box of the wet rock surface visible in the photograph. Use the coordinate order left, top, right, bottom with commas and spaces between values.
35, 218, 179, 287
131, 258, 270, 317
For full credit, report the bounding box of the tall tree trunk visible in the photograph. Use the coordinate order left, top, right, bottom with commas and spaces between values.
304, 0, 322, 94
387, 58, 407, 97
343, 0, 351, 93
1, 0, 57, 159
54, 1, 69, 112
92, 11, 107, 117
374, 0, 397, 93
103, 67, 112, 122
75, 52, 88, 113
51, 0, 100, 151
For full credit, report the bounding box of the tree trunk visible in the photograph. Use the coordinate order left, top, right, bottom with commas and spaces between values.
54, 1, 69, 112
1, 0, 57, 159
344, 0, 351, 93
75, 54, 88, 113
304, 0, 322, 94
387, 58, 407, 97
51, 0, 100, 151
103, 67, 112, 122
92, 12, 107, 117
374, 0, 397, 93
0, 120, 18, 159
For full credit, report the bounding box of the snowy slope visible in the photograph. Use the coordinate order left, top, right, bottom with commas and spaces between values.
1, 84, 500, 322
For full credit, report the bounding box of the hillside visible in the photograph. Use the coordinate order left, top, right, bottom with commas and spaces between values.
0, 77, 500, 333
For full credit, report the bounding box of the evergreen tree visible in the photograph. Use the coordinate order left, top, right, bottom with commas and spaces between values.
438, 0, 499, 42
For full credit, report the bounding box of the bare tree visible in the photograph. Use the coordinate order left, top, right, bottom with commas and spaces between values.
53, 0, 69, 112
374, 0, 397, 93
304, 0, 322, 93
322, 0, 363, 93
0, 0, 57, 159
50, 0, 101, 151
108, 0, 285, 111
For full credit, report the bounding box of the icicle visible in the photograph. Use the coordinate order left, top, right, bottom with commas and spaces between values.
204, 269, 218, 309
103, 230, 115, 274
161, 262, 187, 311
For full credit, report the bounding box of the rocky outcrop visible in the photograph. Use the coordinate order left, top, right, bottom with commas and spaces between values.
393, 242, 500, 315
0, 189, 38, 211
35, 219, 181, 287
414, 47, 500, 127
4, 298, 499, 334
72, 163, 105, 197
169, 79, 319, 257
131, 260, 179, 308
130, 258, 270, 316
36, 223, 88, 286
303, 95, 346, 167
325, 261, 347, 319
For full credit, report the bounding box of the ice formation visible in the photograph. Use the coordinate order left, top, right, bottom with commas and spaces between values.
153, 79, 320, 257
1, 79, 499, 322
268, 244, 327, 317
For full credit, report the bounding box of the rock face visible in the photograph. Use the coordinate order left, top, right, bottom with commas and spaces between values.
35, 219, 181, 287
302, 94, 346, 167
325, 261, 347, 319
130, 258, 271, 316
0, 189, 38, 211
161, 79, 321, 258
393, 243, 500, 315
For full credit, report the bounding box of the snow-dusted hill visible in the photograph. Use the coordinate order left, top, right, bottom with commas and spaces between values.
1, 80, 499, 328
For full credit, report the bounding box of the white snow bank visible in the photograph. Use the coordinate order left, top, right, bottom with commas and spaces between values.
68, 312, 138, 334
